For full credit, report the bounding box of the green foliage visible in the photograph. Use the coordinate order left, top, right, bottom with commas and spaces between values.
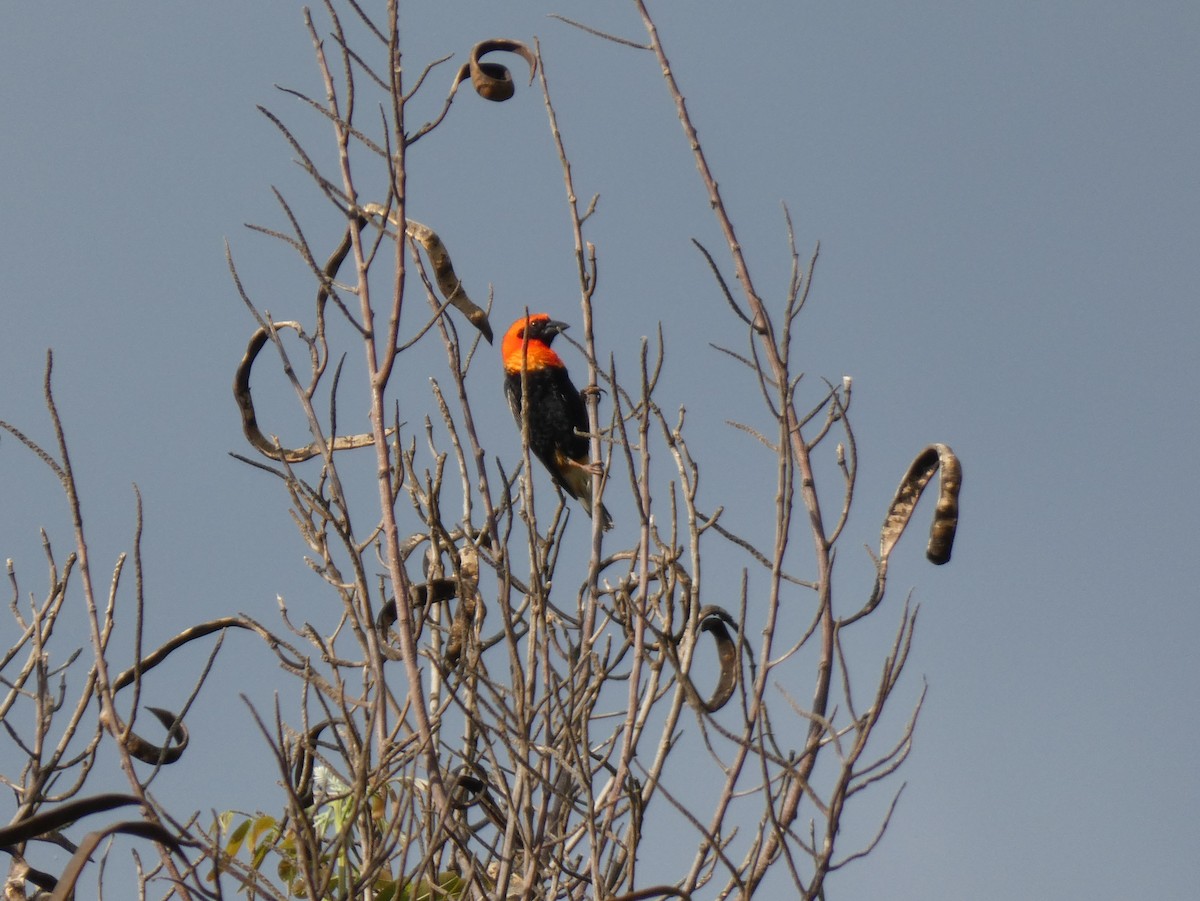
216, 769, 468, 900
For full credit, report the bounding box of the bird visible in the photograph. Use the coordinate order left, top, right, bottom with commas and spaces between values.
501, 314, 613, 530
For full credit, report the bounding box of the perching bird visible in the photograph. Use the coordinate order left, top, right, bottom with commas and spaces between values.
501, 314, 613, 530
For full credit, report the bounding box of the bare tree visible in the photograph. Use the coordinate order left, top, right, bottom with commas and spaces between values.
1, 4, 960, 900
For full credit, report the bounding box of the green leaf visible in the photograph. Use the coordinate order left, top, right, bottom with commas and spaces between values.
224, 818, 252, 858
249, 814, 278, 849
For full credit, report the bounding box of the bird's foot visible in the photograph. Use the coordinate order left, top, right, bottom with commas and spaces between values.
580, 384, 606, 400
568, 458, 604, 477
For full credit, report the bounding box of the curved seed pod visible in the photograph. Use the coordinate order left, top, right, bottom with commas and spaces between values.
446, 765, 512, 843
609, 888, 693, 901
50, 820, 182, 901
359, 205, 493, 344
412, 39, 536, 141
405, 219, 494, 343
375, 578, 462, 631
111, 616, 270, 691
842, 444, 962, 626
10, 859, 58, 893
374, 552, 481, 667
452, 39, 537, 102
233, 322, 380, 463
880, 443, 962, 565
697, 607, 741, 713
443, 543, 481, 667
0, 793, 139, 846
118, 706, 189, 766
447, 765, 489, 810
669, 605, 749, 714
292, 720, 337, 809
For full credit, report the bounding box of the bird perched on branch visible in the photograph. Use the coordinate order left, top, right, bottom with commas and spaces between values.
501, 314, 612, 530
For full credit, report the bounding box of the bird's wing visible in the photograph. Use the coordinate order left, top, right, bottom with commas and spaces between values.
503, 376, 522, 423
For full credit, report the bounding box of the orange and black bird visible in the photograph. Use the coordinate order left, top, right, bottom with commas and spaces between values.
501, 314, 612, 530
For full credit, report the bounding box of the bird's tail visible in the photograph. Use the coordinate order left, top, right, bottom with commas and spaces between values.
574, 476, 613, 531
560, 457, 614, 531
594, 499, 613, 532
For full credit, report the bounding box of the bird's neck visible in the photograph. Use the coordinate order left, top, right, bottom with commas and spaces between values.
503, 341, 564, 372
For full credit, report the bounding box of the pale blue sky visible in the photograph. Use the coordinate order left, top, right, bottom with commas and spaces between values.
2, 3, 1198, 899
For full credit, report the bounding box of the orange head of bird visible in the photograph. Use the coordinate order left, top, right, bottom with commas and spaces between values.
501, 313, 570, 373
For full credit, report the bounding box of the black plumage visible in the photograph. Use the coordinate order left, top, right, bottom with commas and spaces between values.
501, 315, 612, 529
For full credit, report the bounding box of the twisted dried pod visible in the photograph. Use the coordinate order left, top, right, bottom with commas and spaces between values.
375, 543, 482, 666
411, 38, 536, 140
101, 705, 189, 766
360, 205, 493, 343
375, 578, 461, 630
51, 820, 183, 901
291, 720, 337, 809
0, 793, 139, 846
453, 38, 537, 102
446, 764, 517, 848
843, 444, 962, 625
697, 606, 741, 713
667, 605, 746, 714
233, 322, 380, 463
1, 807, 183, 900
880, 443, 962, 566
235, 209, 490, 462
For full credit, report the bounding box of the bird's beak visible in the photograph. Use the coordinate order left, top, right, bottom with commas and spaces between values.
544, 320, 569, 335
